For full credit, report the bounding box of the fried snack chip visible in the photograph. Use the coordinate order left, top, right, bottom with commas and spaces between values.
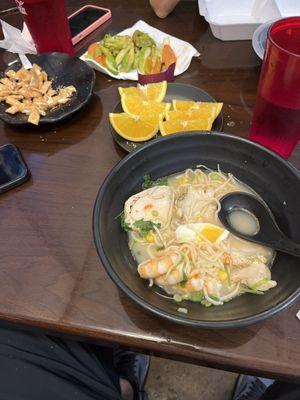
0, 64, 77, 125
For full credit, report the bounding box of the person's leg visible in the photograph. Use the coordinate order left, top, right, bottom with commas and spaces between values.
260, 381, 300, 400
0, 325, 122, 400
232, 375, 300, 400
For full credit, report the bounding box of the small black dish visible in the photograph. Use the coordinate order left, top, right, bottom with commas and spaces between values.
93, 132, 300, 328
110, 83, 223, 152
0, 52, 95, 126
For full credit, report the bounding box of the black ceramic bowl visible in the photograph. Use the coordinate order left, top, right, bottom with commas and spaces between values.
93, 132, 300, 328
0, 52, 95, 125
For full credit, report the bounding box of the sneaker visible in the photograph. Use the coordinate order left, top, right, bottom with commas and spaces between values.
233, 375, 267, 400
114, 350, 150, 400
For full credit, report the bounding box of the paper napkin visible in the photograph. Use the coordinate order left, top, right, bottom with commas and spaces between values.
80, 20, 200, 80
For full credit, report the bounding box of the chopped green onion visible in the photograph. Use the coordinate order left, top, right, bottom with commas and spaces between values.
177, 307, 188, 314
189, 291, 204, 302
129, 239, 137, 249
201, 299, 212, 307
174, 255, 184, 268
208, 172, 223, 181
251, 278, 269, 290
180, 269, 188, 288
224, 264, 232, 287
209, 295, 220, 302
240, 286, 264, 295
156, 245, 165, 251
148, 279, 154, 287
173, 294, 182, 302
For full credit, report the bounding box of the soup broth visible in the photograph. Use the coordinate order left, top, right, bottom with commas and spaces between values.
123, 168, 276, 308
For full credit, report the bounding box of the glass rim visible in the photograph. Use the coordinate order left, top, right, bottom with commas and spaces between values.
268, 16, 300, 58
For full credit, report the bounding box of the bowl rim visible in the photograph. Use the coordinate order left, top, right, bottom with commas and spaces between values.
93, 131, 300, 328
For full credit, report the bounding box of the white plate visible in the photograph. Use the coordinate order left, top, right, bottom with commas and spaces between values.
80, 20, 199, 80
252, 19, 279, 60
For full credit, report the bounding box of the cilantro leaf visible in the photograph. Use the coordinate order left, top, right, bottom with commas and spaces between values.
142, 174, 152, 189
142, 174, 168, 189
133, 219, 161, 237
120, 212, 130, 231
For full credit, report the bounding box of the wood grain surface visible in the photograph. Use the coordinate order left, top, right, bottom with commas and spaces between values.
0, 0, 299, 381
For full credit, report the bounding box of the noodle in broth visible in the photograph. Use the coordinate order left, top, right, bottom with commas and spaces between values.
122, 167, 276, 308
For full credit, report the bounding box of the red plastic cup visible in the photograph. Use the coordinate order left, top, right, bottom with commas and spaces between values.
15, 0, 74, 55
249, 17, 300, 158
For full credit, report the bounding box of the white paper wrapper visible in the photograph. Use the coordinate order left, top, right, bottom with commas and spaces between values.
0, 20, 36, 69
80, 20, 200, 81
0, 19, 36, 55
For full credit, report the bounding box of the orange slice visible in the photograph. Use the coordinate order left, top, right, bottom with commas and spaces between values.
118, 86, 143, 98
165, 109, 216, 121
172, 100, 196, 111
118, 81, 167, 102
109, 113, 161, 142
159, 119, 213, 136
172, 100, 223, 118
121, 95, 170, 116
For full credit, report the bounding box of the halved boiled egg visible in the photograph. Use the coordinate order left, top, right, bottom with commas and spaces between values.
176, 223, 229, 244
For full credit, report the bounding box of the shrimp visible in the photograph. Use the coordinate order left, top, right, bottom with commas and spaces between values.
155, 268, 184, 286
176, 271, 204, 294
184, 272, 204, 292
137, 252, 180, 279
205, 278, 222, 298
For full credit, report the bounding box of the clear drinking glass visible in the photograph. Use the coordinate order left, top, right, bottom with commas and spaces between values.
249, 17, 300, 158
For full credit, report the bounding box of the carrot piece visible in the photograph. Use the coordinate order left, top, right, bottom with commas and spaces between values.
87, 43, 98, 58
96, 54, 106, 66
162, 44, 176, 69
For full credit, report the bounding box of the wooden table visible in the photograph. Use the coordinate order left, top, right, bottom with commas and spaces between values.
0, 0, 299, 382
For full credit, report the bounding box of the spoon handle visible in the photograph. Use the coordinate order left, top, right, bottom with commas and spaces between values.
276, 235, 300, 258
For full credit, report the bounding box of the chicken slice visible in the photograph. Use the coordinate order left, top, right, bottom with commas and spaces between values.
231, 262, 277, 291
180, 186, 216, 221
124, 186, 174, 228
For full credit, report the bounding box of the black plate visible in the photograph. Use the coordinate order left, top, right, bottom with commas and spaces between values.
0, 52, 95, 125
110, 83, 223, 152
93, 132, 300, 328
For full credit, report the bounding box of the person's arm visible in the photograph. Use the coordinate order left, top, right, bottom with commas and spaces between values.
149, 0, 181, 18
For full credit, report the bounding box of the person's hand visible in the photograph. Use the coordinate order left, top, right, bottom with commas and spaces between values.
149, 0, 181, 18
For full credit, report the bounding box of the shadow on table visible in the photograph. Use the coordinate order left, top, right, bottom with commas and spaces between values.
118, 289, 261, 351
2, 93, 103, 156
197, 28, 261, 70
